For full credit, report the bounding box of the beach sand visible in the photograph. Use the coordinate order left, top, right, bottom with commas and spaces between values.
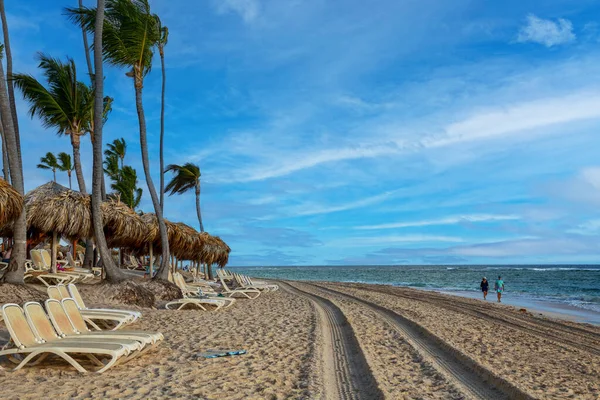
0, 279, 599, 399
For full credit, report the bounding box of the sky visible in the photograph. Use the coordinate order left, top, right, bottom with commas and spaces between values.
6, 0, 600, 266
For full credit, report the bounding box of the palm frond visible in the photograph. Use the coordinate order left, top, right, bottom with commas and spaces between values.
56, 152, 73, 172
165, 163, 200, 195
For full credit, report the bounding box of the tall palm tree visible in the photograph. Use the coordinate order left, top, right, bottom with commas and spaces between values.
57, 152, 73, 189
79, 0, 94, 80
165, 163, 204, 232
68, 0, 171, 280
37, 152, 59, 182
0, 0, 21, 167
0, 44, 27, 284
154, 16, 168, 211
105, 137, 126, 168
13, 54, 93, 194
89, 0, 126, 283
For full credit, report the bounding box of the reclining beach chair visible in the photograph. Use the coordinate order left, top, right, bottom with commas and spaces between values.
67, 252, 101, 277
24, 302, 143, 354
45, 299, 162, 349
234, 273, 279, 292
165, 275, 228, 311
47, 285, 136, 331
40, 249, 95, 283
217, 273, 261, 299
25, 250, 75, 287
68, 284, 141, 323
173, 273, 236, 308
0, 303, 130, 373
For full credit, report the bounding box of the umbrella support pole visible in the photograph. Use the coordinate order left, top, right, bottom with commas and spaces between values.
149, 243, 154, 279
51, 231, 58, 274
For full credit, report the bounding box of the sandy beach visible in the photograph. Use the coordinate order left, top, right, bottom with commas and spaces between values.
1, 279, 599, 399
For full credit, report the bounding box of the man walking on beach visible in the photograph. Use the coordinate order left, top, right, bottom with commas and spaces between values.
494, 276, 504, 303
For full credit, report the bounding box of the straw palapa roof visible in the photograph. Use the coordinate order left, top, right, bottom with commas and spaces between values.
0, 178, 23, 227
102, 199, 150, 248
25, 182, 92, 238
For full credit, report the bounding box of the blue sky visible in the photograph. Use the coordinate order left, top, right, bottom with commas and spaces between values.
7, 0, 600, 265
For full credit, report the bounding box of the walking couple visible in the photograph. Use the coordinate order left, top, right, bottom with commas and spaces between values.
480, 276, 504, 302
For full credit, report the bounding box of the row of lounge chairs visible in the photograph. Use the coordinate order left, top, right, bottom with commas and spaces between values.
0, 283, 162, 373
24, 249, 98, 287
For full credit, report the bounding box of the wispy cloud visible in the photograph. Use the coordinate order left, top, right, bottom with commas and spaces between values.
213, 0, 260, 23
355, 214, 520, 230
288, 189, 401, 217
516, 14, 575, 47
329, 235, 465, 247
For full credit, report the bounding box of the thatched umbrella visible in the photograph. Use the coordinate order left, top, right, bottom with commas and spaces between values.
24, 182, 92, 272
0, 178, 23, 229
102, 200, 150, 249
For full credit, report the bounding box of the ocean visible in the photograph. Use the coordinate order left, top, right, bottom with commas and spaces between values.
232, 265, 600, 315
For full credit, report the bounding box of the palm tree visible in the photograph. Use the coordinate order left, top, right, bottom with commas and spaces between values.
0, 44, 27, 284
37, 152, 59, 182
79, 0, 94, 80
89, 0, 126, 283
105, 137, 126, 168
165, 163, 205, 232
154, 16, 168, 211
13, 54, 93, 194
57, 152, 73, 189
103, 152, 119, 181
68, 0, 171, 280
0, 0, 22, 167
111, 166, 143, 210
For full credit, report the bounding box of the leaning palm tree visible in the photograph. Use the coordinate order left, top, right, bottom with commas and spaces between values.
57, 152, 73, 189
37, 152, 59, 182
105, 137, 126, 168
68, 0, 171, 280
165, 163, 205, 232
13, 54, 93, 194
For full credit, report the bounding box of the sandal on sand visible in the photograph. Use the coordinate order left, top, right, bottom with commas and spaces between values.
198, 349, 247, 358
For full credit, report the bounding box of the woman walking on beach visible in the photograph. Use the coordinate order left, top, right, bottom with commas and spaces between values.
480, 277, 489, 300
494, 276, 504, 303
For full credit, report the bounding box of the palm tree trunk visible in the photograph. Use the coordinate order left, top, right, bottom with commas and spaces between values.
68, 171, 72, 189
0, 44, 26, 284
71, 132, 87, 193
53, 169, 56, 183
159, 45, 166, 211
91, 0, 125, 283
0, 0, 21, 168
132, 73, 170, 281
195, 183, 204, 232
0, 130, 9, 181
78, 0, 94, 80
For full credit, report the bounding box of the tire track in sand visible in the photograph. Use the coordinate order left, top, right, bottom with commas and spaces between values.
337, 282, 600, 357
299, 282, 535, 400
278, 281, 383, 400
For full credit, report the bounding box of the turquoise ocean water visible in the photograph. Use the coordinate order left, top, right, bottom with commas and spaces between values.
232, 265, 600, 313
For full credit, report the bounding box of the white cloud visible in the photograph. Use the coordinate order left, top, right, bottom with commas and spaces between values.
330, 235, 464, 247
214, 143, 400, 183
355, 214, 520, 230
290, 189, 401, 216
214, 0, 260, 23
517, 14, 575, 47
433, 93, 600, 147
